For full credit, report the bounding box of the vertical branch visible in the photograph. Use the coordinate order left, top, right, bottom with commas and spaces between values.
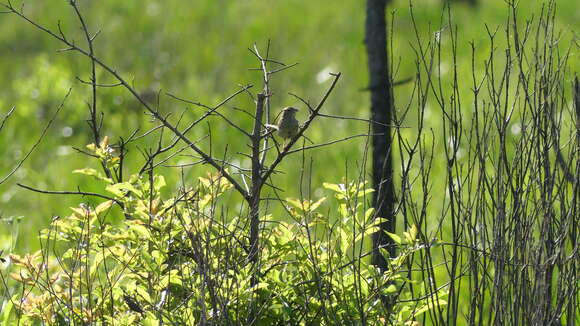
70, 1, 98, 143
258, 42, 272, 166
365, 0, 396, 267
247, 92, 265, 326
69, 1, 113, 181
249, 93, 266, 265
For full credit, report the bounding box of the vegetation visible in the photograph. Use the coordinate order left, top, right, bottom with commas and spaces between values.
0, 0, 578, 325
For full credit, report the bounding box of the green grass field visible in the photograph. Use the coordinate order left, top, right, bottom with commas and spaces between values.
0, 0, 577, 259
0, 1, 578, 324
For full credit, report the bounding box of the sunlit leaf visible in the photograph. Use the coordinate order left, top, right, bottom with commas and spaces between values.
383, 284, 398, 294
411, 299, 448, 317
72, 168, 113, 183
129, 222, 150, 239
106, 182, 143, 198
142, 315, 160, 326
309, 197, 326, 211
356, 188, 375, 198
385, 231, 402, 245
322, 182, 343, 193
136, 286, 152, 304
353, 225, 380, 244
153, 175, 166, 191
403, 224, 418, 244
0, 297, 14, 324
95, 200, 114, 215
285, 198, 303, 209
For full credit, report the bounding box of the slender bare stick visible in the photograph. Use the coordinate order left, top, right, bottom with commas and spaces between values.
0, 89, 71, 185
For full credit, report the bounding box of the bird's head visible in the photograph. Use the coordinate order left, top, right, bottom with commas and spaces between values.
282, 106, 298, 117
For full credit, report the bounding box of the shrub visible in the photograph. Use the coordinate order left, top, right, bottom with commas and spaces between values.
6, 139, 441, 325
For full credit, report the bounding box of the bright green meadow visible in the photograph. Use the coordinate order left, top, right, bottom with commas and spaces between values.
0, 0, 577, 260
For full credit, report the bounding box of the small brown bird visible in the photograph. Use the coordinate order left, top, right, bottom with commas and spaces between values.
275, 107, 299, 139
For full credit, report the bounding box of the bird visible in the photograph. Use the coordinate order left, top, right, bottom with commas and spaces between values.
270, 107, 300, 140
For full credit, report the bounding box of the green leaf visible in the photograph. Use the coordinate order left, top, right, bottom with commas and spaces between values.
142, 315, 160, 326
91, 251, 108, 276
153, 175, 166, 191
128, 223, 150, 239
151, 250, 164, 265
285, 198, 303, 209
136, 286, 152, 304
73, 168, 98, 176
0, 298, 14, 324
73, 168, 113, 183
339, 229, 350, 252
338, 204, 348, 218
411, 298, 448, 317
309, 197, 326, 211
159, 270, 182, 288
322, 182, 344, 193
385, 231, 402, 245
403, 224, 418, 243
356, 188, 375, 198
106, 182, 143, 198
286, 197, 326, 212
95, 200, 114, 215
354, 225, 380, 244
364, 208, 375, 222
383, 284, 398, 294
250, 282, 269, 292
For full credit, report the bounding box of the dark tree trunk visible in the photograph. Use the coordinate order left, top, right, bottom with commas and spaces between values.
365, 0, 396, 269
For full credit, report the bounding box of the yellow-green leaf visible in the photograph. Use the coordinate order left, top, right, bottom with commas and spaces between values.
106, 182, 143, 197
72, 168, 113, 183
403, 224, 419, 243
323, 182, 344, 193
309, 197, 326, 211
129, 223, 150, 239
385, 231, 402, 245
285, 198, 303, 209
95, 200, 114, 215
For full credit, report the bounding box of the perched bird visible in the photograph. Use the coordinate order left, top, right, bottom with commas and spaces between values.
273, 107, 300, 140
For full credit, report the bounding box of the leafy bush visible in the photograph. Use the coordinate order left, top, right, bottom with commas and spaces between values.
5, 138, 442, 325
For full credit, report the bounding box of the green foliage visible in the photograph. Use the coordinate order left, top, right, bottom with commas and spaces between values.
1, 1, 576, 325
1, 0, 577, 255
5, 143, 444, 325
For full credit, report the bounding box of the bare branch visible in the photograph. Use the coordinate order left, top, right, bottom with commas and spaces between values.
0, 106, 15, 133
17, 183, 124, 208
285, 133, 385, 155
0, 89, 71, 185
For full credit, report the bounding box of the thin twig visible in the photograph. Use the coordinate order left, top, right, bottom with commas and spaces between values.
0, 89, 71, 185
17, 183, 124, 208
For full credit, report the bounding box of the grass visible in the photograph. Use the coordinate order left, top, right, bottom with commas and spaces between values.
0, 1, 578, 324
0, 0, 577, 255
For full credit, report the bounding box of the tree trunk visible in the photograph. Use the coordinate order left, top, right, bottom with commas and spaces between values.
365, 0, 396, 269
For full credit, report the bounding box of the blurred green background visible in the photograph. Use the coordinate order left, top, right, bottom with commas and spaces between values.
0, 0, 578, 253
